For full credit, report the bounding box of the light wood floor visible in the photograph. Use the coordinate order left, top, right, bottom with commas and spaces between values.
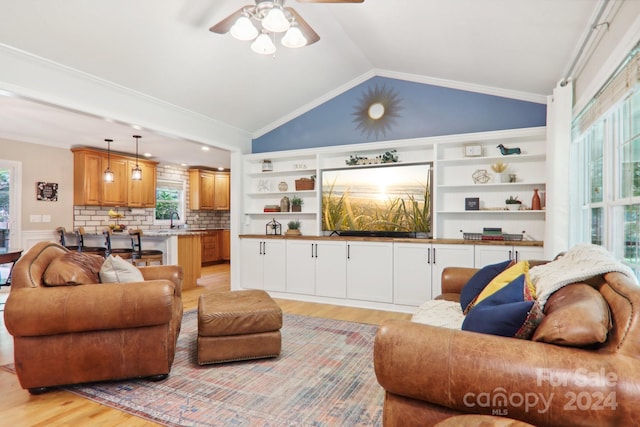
0, 263, 411, 426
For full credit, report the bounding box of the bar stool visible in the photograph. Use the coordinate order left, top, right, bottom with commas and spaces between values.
102, 227, 134, 260
75, 227, 107, 257
55, 227, 80, 251
129, 229, 163, 266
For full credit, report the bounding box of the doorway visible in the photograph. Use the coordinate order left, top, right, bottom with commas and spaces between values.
0, 159, 21, 251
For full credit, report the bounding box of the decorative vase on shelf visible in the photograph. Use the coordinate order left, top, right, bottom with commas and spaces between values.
278, 181, 288, 192
532, 188, 541, 210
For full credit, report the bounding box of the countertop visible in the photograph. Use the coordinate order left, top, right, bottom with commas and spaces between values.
142, 228, 228, 237
238, 234, 543, 247
104, 228, 229, 238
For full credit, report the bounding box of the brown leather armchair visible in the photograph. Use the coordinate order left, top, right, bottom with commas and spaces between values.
374, 266, 640, 427
4, 241, 183, 394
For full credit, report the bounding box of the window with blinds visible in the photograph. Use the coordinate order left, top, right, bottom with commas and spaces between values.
572, 46, 640, 275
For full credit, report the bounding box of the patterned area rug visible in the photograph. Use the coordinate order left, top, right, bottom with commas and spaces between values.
63, 311, 383, 426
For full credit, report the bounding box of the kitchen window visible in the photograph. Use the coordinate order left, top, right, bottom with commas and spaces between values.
155, 179, 185, 226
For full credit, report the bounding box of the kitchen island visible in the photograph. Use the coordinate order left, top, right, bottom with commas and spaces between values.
84, 229, 207, 291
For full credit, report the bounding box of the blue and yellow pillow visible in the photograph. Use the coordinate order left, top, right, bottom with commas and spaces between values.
462, 273, 544, 339
459, 259, 513, 314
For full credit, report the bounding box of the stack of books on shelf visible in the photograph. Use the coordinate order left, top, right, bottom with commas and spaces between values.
263, 205, 281, 213
481, 227, 504, 241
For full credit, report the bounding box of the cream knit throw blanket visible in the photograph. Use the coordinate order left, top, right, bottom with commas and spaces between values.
530, 243, 638, 307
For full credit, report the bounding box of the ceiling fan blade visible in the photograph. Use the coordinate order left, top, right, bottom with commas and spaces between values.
209, 6, 247, 34
296, 0, 364, 3
286, 7, 320, 45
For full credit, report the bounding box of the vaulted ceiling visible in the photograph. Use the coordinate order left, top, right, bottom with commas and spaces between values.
0, 0, 601, 166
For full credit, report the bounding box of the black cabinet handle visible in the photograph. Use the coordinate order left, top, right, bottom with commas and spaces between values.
347, 244, 350, 259
432, 248, 436, 264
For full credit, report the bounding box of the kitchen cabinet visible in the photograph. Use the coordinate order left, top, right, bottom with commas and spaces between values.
102, 157, 128, 205
201, 230, 221, 264
474, 244, 544, 267
240, 238, 285, 292
285, 240, 346, 297
128, 160, 157, 207
189, 169, 230, 211
221, 229, 230, 261
72, 147, 157, 207
393, 243, 474, 305
346, 241, 393, 303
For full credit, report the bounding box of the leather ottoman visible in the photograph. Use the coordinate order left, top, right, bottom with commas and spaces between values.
197, 289, 283, 365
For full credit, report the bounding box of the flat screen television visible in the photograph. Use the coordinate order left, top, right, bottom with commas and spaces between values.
321, 162, 432, 238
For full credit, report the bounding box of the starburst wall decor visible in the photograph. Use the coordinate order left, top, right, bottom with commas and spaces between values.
352, 84, 403, 140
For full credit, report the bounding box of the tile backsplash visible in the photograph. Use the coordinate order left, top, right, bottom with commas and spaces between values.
73, 164, 230, 234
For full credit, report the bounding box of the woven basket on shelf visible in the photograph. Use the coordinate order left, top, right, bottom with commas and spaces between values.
295, 178, 315, 191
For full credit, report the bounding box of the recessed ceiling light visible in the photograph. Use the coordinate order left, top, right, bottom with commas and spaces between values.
144, 152, 152, 158
201, 146, 210, 151
131, 124, 143, 130
218, 167, 225, 171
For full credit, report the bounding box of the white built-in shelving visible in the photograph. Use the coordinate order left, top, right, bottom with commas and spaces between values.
242, 126, 547, 241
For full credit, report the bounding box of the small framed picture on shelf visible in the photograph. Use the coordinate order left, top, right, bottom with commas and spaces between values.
463, 143, 483, 157
465, 197, 480, 211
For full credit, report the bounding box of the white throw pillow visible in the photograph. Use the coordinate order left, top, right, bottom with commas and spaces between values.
99, 255, 145, 283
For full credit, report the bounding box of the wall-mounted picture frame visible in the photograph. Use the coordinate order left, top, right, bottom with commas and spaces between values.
465, 197, 480, 211
463, 143, 483, 157
36, 181, 59, 201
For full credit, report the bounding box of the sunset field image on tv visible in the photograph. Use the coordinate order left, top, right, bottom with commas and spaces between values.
322, 163, 432, 238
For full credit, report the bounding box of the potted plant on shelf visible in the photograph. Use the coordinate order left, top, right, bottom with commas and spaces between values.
505, 196, 522, 211
286, 220, 301, 236
291, 195, 303, 212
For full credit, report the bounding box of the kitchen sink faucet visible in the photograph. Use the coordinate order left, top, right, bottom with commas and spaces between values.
170, 211, 180, 229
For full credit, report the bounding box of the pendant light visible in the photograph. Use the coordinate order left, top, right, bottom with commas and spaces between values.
103, 138, 115, 182
131, 135, 143, 181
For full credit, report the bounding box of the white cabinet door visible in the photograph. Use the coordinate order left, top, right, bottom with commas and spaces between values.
513, 246, 545, 262
474, 245, 515, 267
431, 244, 475, 297
286, 240, 316, 295
262, 239, 286, 292
240, 238, 265, 290
346, 241, 393, 303
393, 243, 431, 305
315, 240, 347, 298
475, 245, 544, 267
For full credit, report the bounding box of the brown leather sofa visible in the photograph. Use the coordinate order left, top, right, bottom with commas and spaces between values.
4, 241, 183, 394
374, 266, 640, 427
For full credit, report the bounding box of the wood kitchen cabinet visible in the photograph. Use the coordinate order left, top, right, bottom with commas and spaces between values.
72, 147, 157, 207
201, 229, 231, 264
128, 159, 157, 207
189, 169, 230, 211
201, 230, 221, 264
221, 229, 230, 261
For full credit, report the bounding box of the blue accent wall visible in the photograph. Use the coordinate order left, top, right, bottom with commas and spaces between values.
252, 76, 547, 153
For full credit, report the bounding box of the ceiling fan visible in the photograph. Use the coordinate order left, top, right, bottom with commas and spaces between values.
209, 0, 364, 54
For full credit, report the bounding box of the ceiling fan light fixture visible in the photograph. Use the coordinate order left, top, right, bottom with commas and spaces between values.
230, 15, 258, 40
251, 32, 277, 55
281, 26, 307, 48
262, 7, 290, 33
